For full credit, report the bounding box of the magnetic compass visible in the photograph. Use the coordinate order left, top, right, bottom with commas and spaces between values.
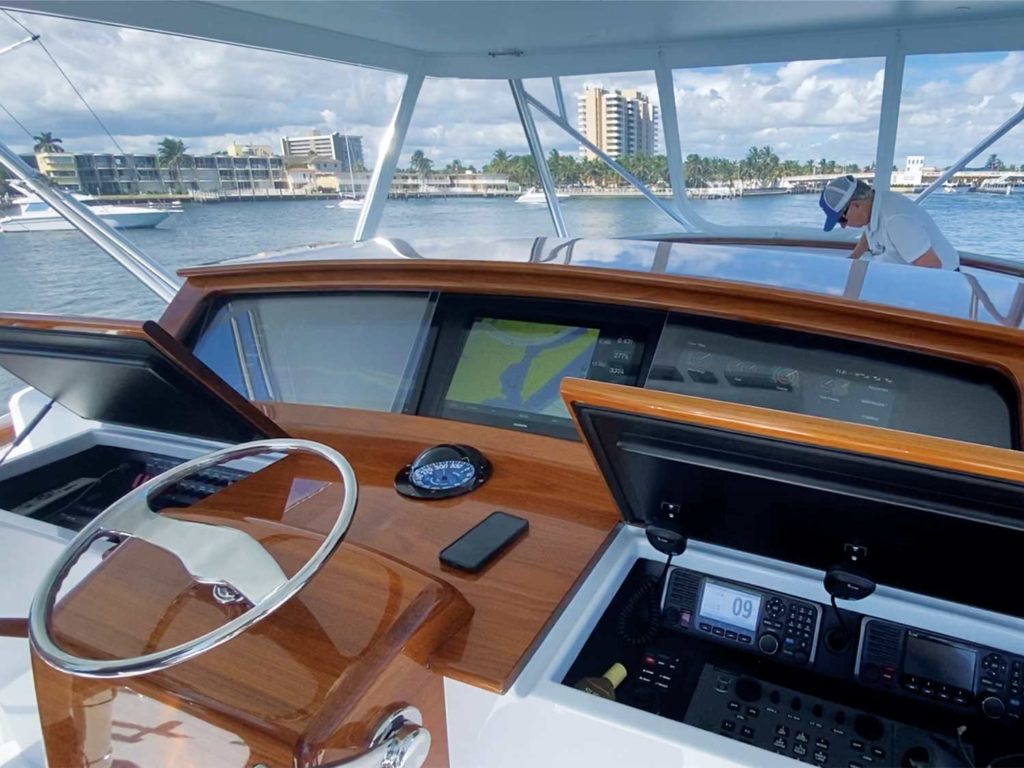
395, 444, 492, 499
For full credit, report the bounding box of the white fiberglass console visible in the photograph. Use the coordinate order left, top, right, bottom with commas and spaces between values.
443, 390, 1024, 768
446, 526, 1024, 768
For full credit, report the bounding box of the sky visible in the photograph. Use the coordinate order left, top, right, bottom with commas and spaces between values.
1, 12, 1023, 171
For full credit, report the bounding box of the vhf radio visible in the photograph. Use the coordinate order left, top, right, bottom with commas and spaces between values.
857, 618, 1024, 723
662, 567, 822, 666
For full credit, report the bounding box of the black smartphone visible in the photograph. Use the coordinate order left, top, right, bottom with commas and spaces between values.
439, 511, 529, 572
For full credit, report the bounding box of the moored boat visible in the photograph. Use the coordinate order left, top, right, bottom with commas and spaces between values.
0, 183, 177, 232
516, 187, 570, 203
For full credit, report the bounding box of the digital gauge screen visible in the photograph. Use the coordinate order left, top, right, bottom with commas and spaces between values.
699, 581, 762, 632
904, 634, 977, 690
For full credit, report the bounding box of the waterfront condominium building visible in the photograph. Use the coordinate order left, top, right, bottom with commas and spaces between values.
577, 87, 658, 160
34, 151, 287, 195
279, 130, 365, 171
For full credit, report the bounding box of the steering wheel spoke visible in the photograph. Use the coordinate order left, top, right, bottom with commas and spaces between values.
29, 439, 357, 678
126, 514, 288, 605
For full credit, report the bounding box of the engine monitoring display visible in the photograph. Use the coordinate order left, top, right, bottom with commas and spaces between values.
646, 316, 1015, 448
904, 634, 977, 690
442, 317, 643, 432
699, 581, 762, 632
677, 346, 899, 428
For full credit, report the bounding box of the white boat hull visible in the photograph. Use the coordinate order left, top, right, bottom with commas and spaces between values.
0, 209, 173, 233
516, 190, 570, 204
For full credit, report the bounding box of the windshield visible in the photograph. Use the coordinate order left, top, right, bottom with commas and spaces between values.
1, 13, 1024, 414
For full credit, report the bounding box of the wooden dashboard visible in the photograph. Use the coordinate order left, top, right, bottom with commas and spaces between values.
17, 257, 1024, 766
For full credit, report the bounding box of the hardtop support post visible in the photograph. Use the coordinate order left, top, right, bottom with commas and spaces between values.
510, 78, 568, 238
525, 88, 693, 231
354, 66, 425, 242
552, 77, 568, 122
872, 44, 906, 199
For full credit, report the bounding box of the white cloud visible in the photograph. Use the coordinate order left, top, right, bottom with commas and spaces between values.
966, 52, 1024, 96
2, 13, 1024, 171
896, 52, 1024, 165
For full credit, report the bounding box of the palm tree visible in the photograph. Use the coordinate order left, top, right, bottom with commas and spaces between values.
32, 132, 64, 153
157, 137, 189, 193
487, 149, 511, 176
409, 149, 433, 177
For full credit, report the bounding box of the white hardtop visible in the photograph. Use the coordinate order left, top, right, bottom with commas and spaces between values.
5, 1, 1024, 78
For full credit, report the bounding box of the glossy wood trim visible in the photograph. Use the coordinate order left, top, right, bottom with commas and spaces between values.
0, 312, 144, 335
0, 618, 27, 638
252, 404, 621, 692
158, 280, 209, 338
303, 654, 449, 768
169, 261, 1022, 350
141, 320, 288, 438
562, 377, 1024, 484
0, 313, 287, 440
0, 413, 13, 448
166, 260, 1024, 436
35, 447, 473, 767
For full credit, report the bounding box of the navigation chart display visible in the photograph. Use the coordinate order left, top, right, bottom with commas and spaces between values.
443, 317, 643, 432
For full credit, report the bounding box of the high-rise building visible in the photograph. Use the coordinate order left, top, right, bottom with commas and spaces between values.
577, 87, 659, 160
279, 130, 365, 171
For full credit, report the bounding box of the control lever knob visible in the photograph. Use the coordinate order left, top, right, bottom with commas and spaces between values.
735, 677, 762, 702
758, 633, 780, 655
853, 714, 884, 742
981, 696, 1006, 719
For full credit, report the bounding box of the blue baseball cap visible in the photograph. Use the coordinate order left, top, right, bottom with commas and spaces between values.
819, 175, 858, 232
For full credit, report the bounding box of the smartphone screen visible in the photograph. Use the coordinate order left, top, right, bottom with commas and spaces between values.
439, 511, 529, 572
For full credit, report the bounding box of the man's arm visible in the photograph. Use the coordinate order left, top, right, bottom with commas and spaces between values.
849, 233, 869, 260
911, 248, 942, 269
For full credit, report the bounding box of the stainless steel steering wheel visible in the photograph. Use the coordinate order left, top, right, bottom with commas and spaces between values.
28, 439, 357, 678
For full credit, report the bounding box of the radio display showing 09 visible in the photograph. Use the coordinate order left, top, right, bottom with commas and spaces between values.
699, 582, 762, 633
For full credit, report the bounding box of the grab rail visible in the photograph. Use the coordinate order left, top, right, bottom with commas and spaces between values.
0, 141, 181, 303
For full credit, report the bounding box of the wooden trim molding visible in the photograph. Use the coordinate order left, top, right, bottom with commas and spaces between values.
30, 412, 621, 766
255, 404, 621, 691
562, 377, 1024, 484
0, 313, 287, 440
0, 413, 13, 448
0, 618, 27, 638
34, 453, 472, 767
161, 259, 1024, 437
0, 312, 144, 335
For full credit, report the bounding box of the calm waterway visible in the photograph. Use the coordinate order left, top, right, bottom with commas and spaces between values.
1, 191, 1022, 407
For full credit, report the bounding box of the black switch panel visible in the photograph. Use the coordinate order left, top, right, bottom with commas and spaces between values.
684, 664, 973, 767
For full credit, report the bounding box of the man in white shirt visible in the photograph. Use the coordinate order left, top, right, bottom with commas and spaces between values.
819, 175, 960, 270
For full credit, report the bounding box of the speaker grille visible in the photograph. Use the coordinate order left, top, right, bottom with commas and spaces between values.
667, 569, 700, 610
864, 621, 901, 663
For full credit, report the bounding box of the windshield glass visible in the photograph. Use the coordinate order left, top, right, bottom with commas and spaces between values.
895, 51, 1024, 261
670, 57, 884, 230
193, 293, 436, 412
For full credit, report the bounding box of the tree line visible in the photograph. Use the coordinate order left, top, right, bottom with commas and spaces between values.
432, 146, 1024, 188
474, 146, 866, 189
23, 132, 1024, 191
